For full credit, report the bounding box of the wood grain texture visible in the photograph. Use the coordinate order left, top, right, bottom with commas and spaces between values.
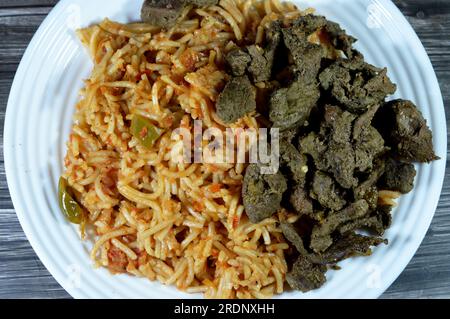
0, 0, 449, 299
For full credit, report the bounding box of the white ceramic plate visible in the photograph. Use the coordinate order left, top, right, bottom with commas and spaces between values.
4, 0, 447, 299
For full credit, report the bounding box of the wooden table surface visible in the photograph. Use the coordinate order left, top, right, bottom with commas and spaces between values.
1, 0, 449, 299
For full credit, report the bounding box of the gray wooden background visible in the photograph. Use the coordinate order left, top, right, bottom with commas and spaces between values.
0, 0, 449, 299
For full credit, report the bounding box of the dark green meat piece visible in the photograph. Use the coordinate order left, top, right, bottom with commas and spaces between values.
319, 233, 387, 265
225, 49, 251, 77
242, 164, 287, 223
339, 202, 393, 236
299, 133, 328, 171
280, 222, 310, 256
354, 159, 385, 210
353, 106, 386, 172
310, 200, 369, 252
289, 14, 359, 59
375, 205, 393, 230
354, 126, 385, 173
357, 185, 378, 211
141, 1, 219, 29
338, 216, 386, 236
286, 256, 327, 292
353, 104, 380, 140
282, 27, 325, 80
279, 126, 300, 144
264, 21, 284, 72
247, 45, 273, 82
289, 185, 314, 216
379, 157, 416, 194
319, 58, 396, 114
324, 141, 358, 189
342, 168, 391, 235
281, 14, 359, 79
286, 14, 330, 37
216, 75, 256, 123
322, 105, 357, 144
280, 140, 309, 185
188, 0, 219, 6
247, 22, 283, 82
353, 105, 386, 172
374, 99, 439, 163
310, 171, 346, 211
299, 108, 360, 189
227, 23, 282, 82
269, 77, 320, 131
303, 105, 383, 189
320, 17, 360, 59
319, 106, 358, 189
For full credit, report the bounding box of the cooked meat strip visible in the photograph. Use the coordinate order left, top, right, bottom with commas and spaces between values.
353, 104, 380, 140
375, 205, 393, 230
280, 126, 300, 144
289, 185, 314, 216
325, 140, 358, 189
141, 0, 187, 29
299, 132, 328, 171
247, 45, 273, 83
319, 17, 359, 59
379, 157, 416, 194
264, 21, 284, 72
188, 0, 219, 6
354, 159, 386, 210
310, 200, 369, 253
225, 22, 283, 82
319, 233, 387, 265
141, 0, 219, 29
286, 256, 327, 292
269, 77, 320, 130
292, 14, 359, 58
280, 140, 309, 185
310, 171, 346, 211
322, 105, 357, 144
282, 27, 325, 80
374, 99, 439, 163
280, 222, 310, 256
320, 106, 359, 188
225, 49, 251, 77
319, 58, 396, 114
281, 14, 361, 80
353, 105, 387, 172
214, 14, 438, 294
338, 216, 386, 236
354, 126, 385, 173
